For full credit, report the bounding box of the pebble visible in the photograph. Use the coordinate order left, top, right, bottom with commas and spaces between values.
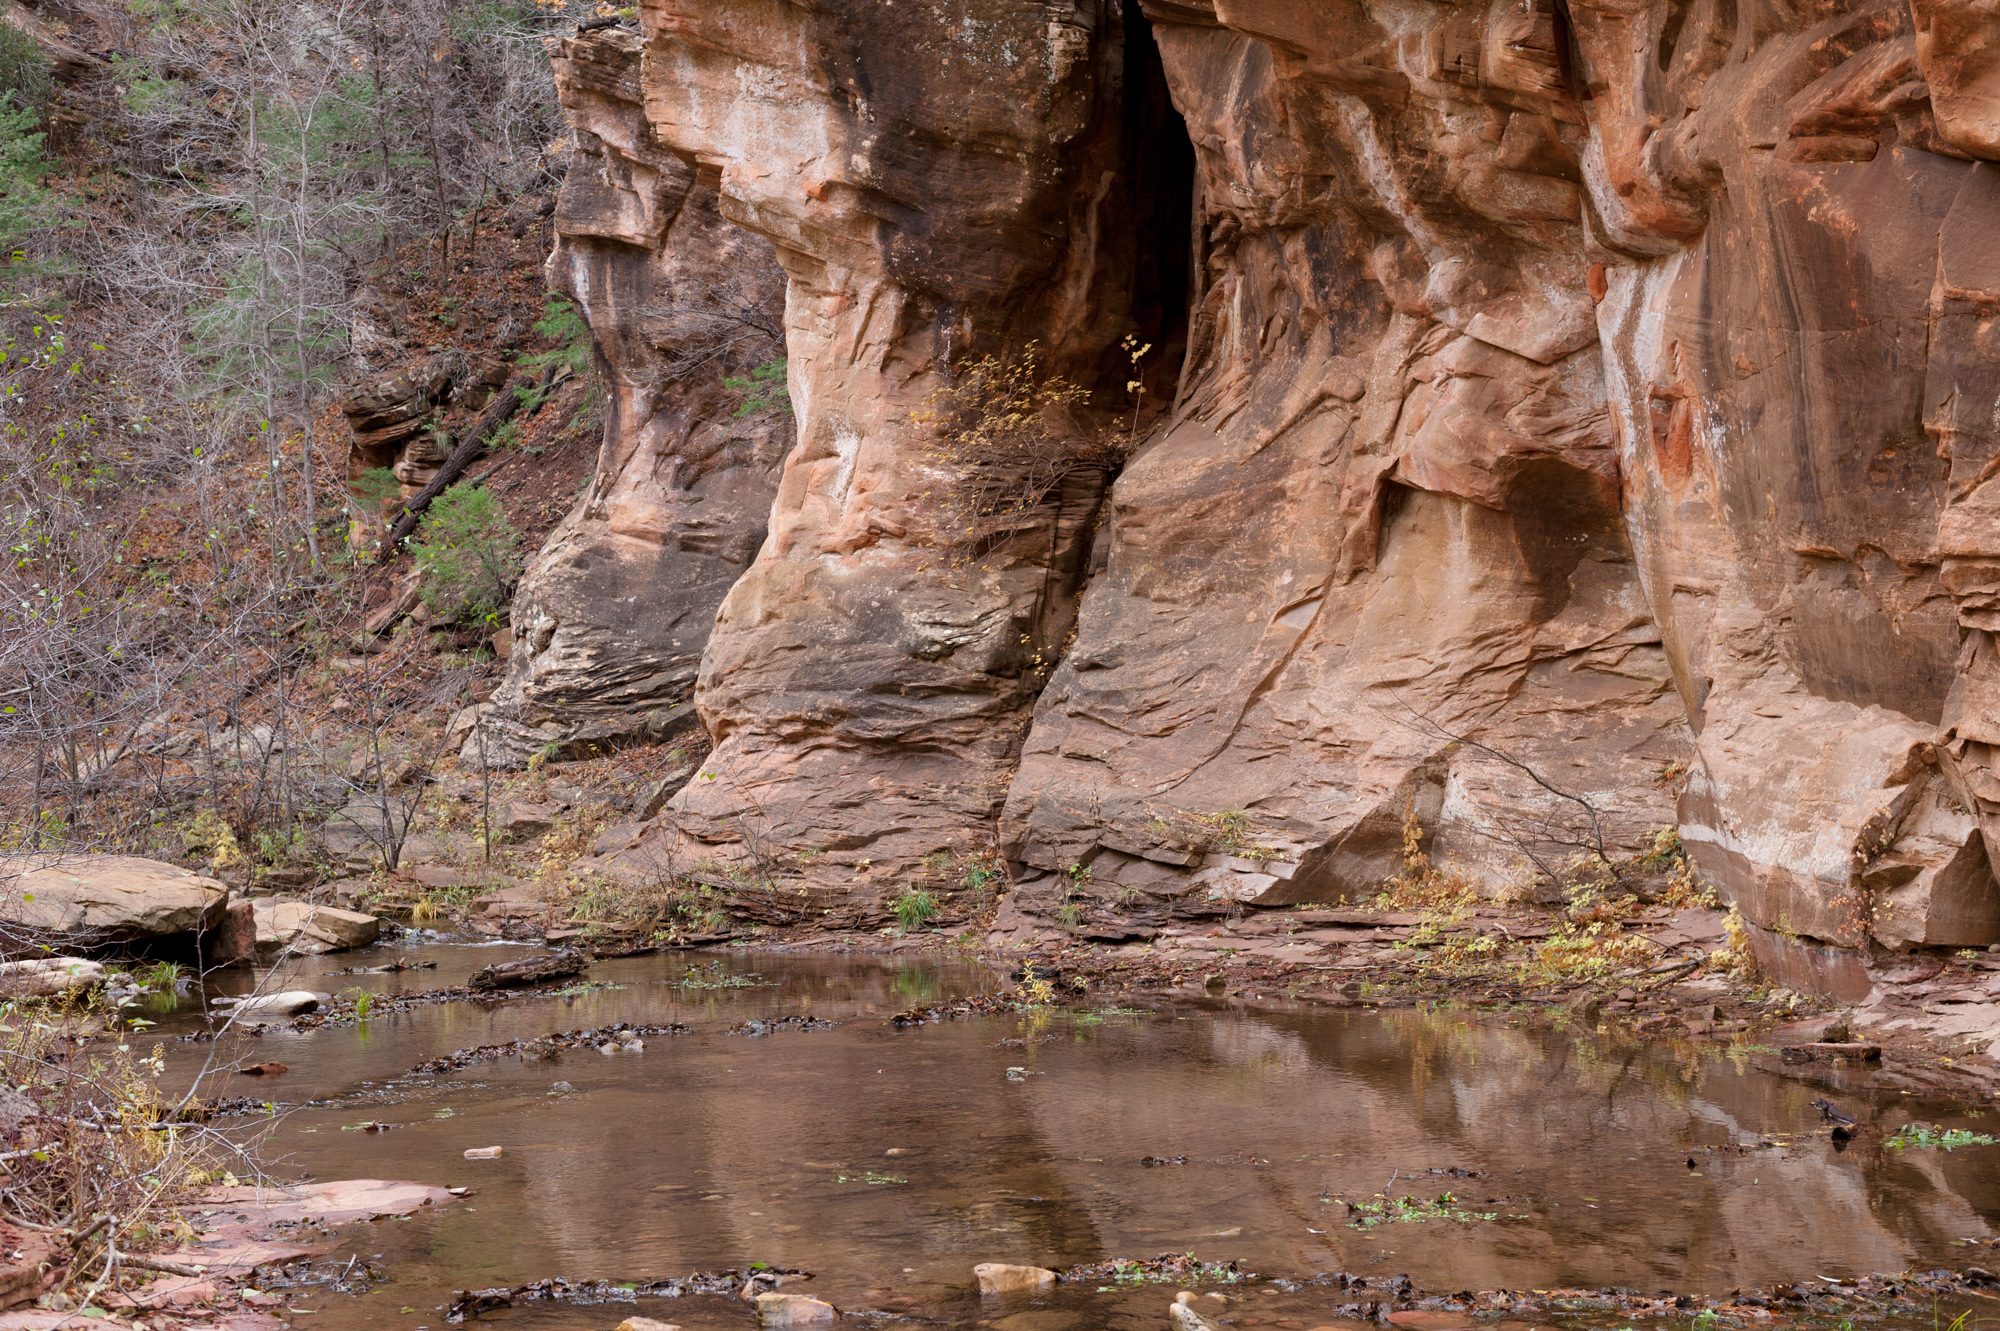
464, 1146, 504, 1159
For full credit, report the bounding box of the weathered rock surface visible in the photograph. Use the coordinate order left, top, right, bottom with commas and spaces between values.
534, 0, 2000, 988
754, 1293, 837, 1327
223, 990, 326, 1017
251, 900, 382, 958
468, 28, 792, 767
974, 1264, 1058, 1296
0, 957, 105, 999
0, 855, 229, 946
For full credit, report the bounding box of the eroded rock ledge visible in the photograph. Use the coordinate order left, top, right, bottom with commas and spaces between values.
525, 0, 2000, 988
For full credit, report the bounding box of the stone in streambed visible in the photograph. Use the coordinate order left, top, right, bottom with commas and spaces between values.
463, 1146, 504, 1159
756, 1293, 837, 1325
1170, 1294, 1224, 1331
252, 899, 382, 958
975, 1264, 1057, 1296
616, 1320, 682, 1331
0, 956, 106, 999
223, 990, 325, 1016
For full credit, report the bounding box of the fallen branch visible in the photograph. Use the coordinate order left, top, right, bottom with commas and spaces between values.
122, 1253, 208, 1277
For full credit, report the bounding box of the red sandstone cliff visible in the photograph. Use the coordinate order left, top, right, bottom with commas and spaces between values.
492, 0, 2000, 987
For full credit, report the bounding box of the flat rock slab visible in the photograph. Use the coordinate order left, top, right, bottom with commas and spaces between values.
0, 956, 105, 998
0, 854, 228, 942
190, 1178, 452, 1227
251, 899, 382, 957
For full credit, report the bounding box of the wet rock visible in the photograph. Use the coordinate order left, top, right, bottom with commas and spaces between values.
1170, 1294, 1224, 1331
464, 1146, 504, 1159
224, 990, 325, 1016
0, 854, 229, 946
252, 899, 382, 958
755, 1293, 837, 1325
975, 1264, 1058, 1296
615, 1320, 682, 1331
469, 950, 586, 990
0, 956, 106, 999
730, 1015, 838, 1036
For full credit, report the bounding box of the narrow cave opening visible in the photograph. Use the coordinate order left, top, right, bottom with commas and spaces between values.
1116, 0, 1194, 401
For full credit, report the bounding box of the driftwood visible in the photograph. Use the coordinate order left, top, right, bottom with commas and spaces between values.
468, 950, 585, 992
1780, 1042, 1883, 1063
378, 365, 559, 560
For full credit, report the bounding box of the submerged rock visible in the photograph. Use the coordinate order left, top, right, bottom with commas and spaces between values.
974, 1264, 1058, 1296
616, 1320, 682, 1331
1168, 1294, 1222, 1331
755, 1293, 837, 1326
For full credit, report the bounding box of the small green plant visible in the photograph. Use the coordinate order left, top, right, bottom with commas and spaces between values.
524, 296, 593, 377
342, 987, 376, 1020
1886, 1123, 1998, 1152
134, 960, 185, 994
409, 483, 521, 626
835, 1169, 906, 1186
675, 962, 757, 991
1053, 900, 1084, 929
723, 358, 789, 418
1017, 962, 1056, 1006
1340, 1192, 1499, 1230
893, 888, 939, 932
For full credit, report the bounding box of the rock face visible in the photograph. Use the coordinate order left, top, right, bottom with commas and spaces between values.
468, 28, 793, 767
0, 855, 229, 947
540, 0, 2000, 984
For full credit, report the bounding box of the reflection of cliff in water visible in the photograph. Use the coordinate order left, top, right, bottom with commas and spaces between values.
175, 948, 2000, 1329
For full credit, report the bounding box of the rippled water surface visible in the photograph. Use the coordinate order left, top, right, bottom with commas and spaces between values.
152, 943, 2000, 1330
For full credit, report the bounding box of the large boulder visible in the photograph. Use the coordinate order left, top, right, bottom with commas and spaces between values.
251, 900, 382, 958
0, 957, 107, 1000
0, 855, 229, 947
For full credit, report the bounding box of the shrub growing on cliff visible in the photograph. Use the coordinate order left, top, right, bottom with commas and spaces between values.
410, 482, 521, 626
913, 339, 1142, 553
724, 357, 789, 418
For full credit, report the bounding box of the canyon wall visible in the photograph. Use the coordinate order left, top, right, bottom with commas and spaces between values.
527, 0, 2000, 973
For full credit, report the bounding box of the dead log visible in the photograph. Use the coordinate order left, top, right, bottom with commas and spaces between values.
1779, 1042, 1882, 1063
468, 950, 586, 992
378, 366, 560, 561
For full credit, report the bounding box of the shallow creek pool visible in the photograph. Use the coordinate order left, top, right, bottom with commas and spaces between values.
152, 943, 2000, 1331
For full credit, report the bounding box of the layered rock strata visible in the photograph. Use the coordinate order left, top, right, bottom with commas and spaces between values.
545, 0, 2000, 976
471, 28, 794, 765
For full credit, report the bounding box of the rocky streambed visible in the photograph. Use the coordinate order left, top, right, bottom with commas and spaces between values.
147, 942, 2000, 1331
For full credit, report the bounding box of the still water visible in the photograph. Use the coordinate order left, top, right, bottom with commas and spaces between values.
155, 943, 2000, 1330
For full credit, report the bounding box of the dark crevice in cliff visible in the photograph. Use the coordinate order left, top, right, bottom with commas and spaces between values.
1116, 0, 1194, 400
